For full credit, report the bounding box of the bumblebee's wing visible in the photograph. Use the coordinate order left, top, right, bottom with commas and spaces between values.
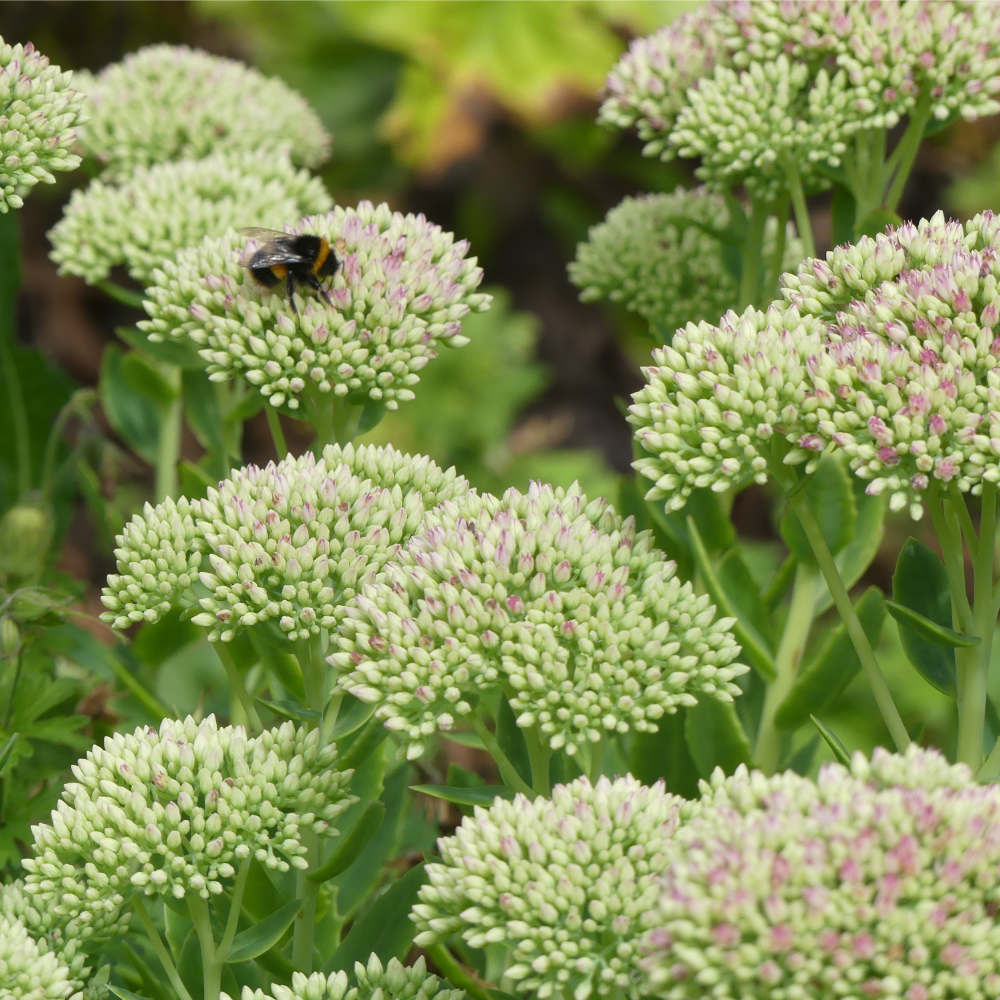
239, 227, 292, 240
245, 247, 310, 268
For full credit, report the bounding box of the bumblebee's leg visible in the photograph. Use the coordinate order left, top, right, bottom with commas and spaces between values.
286, 274, 298, 315
305, 272, 334, 306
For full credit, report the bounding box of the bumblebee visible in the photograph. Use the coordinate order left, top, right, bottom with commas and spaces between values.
240, 228, 339, 315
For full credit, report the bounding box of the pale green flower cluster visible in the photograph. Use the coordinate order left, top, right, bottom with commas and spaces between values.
48, 150, 332, 286
101, 443, 469, 640
228, 956, 464, 1000
413, 776, 681, 1000
631, 211, 1000, 518
644, 746, 1000, 999
570, 188, 801, 330
76, 44, 329, 180
0, 914, 80, 1000
23, 716, 353, 944
601, 1, 1000, 193
139, 202, 492, 410
0, 37, 86, 212
330, 482, 746, 759
629, 303, 827, 513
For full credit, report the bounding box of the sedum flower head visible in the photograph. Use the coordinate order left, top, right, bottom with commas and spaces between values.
0, 38, 86, 212
23, 716, 354, 944
669, 56, 858, 199
721, 0, 1000, 127
781, 210, 1000, 516
570, 188, 801, 331
598, 10, 725, 158
48, 150, 331, 287
413, 776, 681, 1000
330, 482, 746, 759
0, 914, 81, 1000
629, 304, 827, 513
226, 957, 464, 1000
101, 443, 470, 640
77, 45, 329, 180
644, 745, 1000, 999
139, 201, 491, 410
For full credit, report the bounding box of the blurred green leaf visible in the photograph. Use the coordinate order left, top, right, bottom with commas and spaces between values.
780, 456, 856, 564
228, 899, 302, 963
411, 784, 513, 808
892, 538, 958, 695
810, 714, 852, 765
100, 344, 161, 465
684, 699, 752, 777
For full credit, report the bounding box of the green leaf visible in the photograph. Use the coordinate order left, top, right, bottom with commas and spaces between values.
442, 730, 486, 750
121, 352, 179, 408
830, 183, 856, 246
182, 369, 227, 460
885, 600, 980, 648
329, 696, 376, 740
327, 862, 426, 972
780, 456, 856, 564
813, 488, 886, 616
227, 898, 302, 963
99, 344, 161, 464
855, 208, 902, 239
410, 784, 513, 808
224, 389, 266, 425
115, 326, 200, 369
310, 802, 385, 884
810, 714, 852, 765
716, 548, 775, 647
255, 698, 322, 725
775, 587, 886, 730
684, 699, 752, 777
891, 537, 958, 695
357, 400, 387, 435
109, 987, 156, 1000
628, 711, 700, 797
687, 517, 776, 681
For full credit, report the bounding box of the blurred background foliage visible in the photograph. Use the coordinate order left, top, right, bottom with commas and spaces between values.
1, 0, 1000, 862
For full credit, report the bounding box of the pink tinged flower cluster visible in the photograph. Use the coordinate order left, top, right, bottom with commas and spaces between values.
644, 746, 1000, 999
786, 211, 1000, 516
628, 304, 828, 513
413, 776, 682, 1000
139, 201, 491, 411
329, 483, 746, 759
100, 443, 469, 640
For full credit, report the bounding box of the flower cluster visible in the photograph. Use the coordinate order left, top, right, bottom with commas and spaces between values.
330, 482, 746, 759
0, 914, 81, 1000
783, 210, 1000, 516
23, 716, 354, 943
600, 2, 1000, 192
227, 956, 465, 1000
139, 201, 492, 410
76, 45, 329, 179
49, 150, 332, 287
643, 746, 1000, 999
413, 776, 680, 1000
632, 212, 1000, 518
570, 188, 800, 331
101, 443, 470, 641
0, 38, 86, 212
628, 303, 827, 513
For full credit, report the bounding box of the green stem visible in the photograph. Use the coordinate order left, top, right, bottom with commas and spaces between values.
216, 643, 262, 731
0, 213, 24, 495
0, 340, 29, 497
97, 278, 146, 309
737, 197, 770, 309
926, 486, 974, 631
293, 830, 320, 972
524, 728, 551, 796
754, 562, 819, 773
40, 391, 95, 500
955, 484, 997, 768
264, 404, 288, 459
296, 638, 326, 715
762, 195, 791, 295
587, 739, 605, 784
2, 649, 23, 729
218, 857, 252, 959
188, 895, 223, 1000
471, 713, 532, 796
788, 490, 909, 750
883, 96, 933, 213
425, 943, 493, 1000
133, 899, 194, 1000
784, 160, 816, 259
155, 365, 183, 501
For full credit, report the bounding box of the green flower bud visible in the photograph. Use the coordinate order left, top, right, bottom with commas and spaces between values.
0, 499, 53, 579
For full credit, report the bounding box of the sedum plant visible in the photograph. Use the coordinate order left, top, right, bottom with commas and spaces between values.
11, 7, 1000, 1000
75, 45, 330, 180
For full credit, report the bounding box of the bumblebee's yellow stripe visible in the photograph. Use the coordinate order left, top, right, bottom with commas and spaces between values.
270, 263, 288, 279
312, 240, 331, 275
